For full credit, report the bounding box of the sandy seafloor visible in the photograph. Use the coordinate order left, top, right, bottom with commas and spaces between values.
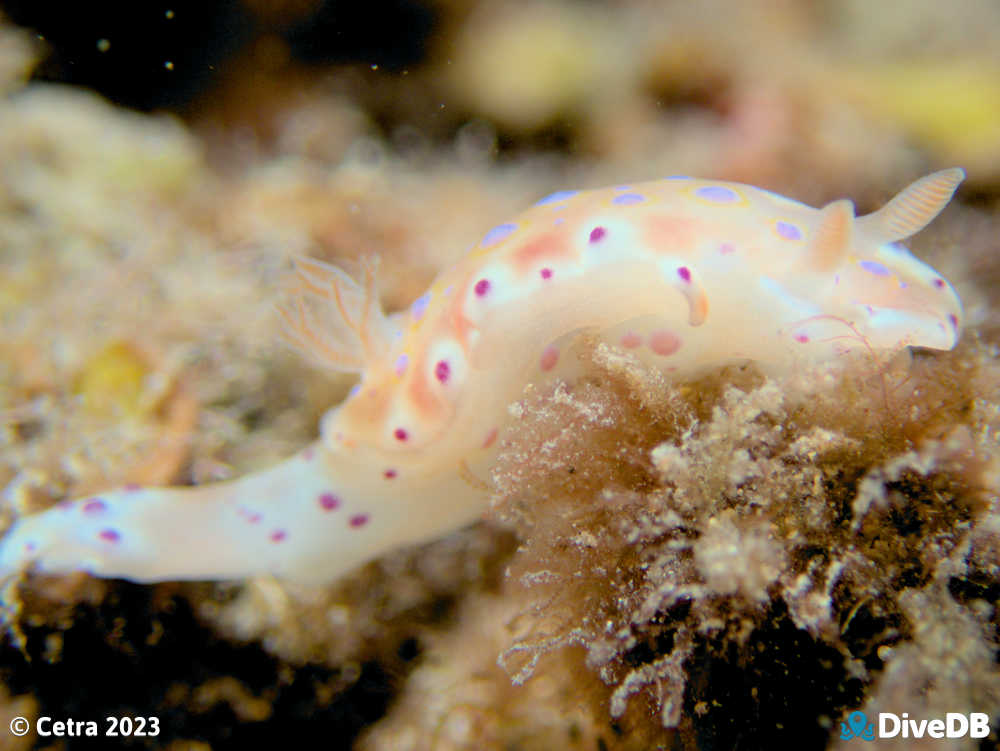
1, 1, 1000, 749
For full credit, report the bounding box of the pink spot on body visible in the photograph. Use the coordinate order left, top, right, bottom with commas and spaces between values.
83, 499, 107, 514
933, 278, 945, 289
540, 345, 559, 371
384, 468, 397, 479
794, 333, 810, 343
719, 243, 735, 255
98, 529, 120, 543
318, 493, 341, 511
270, 530, 287, 543
948, 314, 959, 330
589, 227, 606, 243
238, 507, 263, 524
648, 330, 682, 356
620, 331, 642, 349
677, 266, 691, 283
350, 514, 370, 528
394, 428, 409, 442
540, 267, 553, 280
435, 360, 451, 383
474, 279, 491, 297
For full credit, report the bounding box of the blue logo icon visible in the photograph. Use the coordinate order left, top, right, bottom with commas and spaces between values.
840, 711, 876, 741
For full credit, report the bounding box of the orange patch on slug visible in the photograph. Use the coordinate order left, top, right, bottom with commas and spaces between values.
482, 427, 498, 449
643, 215, 699, 255
446, 279, 478, 349
620, 331, 642, 348
649, 329, 682, 356
340, 383, 392, 437
407, 356, 446, 419
510, 231, 576, 275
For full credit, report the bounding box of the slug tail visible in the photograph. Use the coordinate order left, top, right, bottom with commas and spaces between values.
0, 445, 382, 583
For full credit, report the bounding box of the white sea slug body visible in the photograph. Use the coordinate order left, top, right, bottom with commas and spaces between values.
0, 169, 965, 584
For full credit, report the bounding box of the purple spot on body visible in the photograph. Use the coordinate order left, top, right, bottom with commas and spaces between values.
83, 499, 107, 514
612, 193, 645, 206
948, 314, 959, 330
859, 260, 890, 277
411, 293, 431, 321
589, 226, 606, 243
535, 190, 578, 206
775, 221, 802, 240
98, 528, 120, 543
540, 267, 553, 280
933, 278, 946, 289
394, 353, 409, 376
665, 175, 691, 180
678, 266, 691, 283
238, 506, 263, 524
553, 218, 565, 226
394, 428, 409, 442
482, 223, 517, 247
899, 281, 908, 289
270, 530, 287, 543
474, 279, 491, 297
350, 513, 370, 528
435, 359, 451, 383
319, 492, 341, 511
348, 383, 362, 398
695, 185, 738, 202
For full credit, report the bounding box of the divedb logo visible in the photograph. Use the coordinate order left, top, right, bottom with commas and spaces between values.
839, 710, 991, 741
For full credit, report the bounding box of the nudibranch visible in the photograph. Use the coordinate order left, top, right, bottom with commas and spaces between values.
0, 169, 965, 584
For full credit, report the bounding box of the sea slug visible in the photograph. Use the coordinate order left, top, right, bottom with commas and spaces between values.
0, 169, 966, 584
